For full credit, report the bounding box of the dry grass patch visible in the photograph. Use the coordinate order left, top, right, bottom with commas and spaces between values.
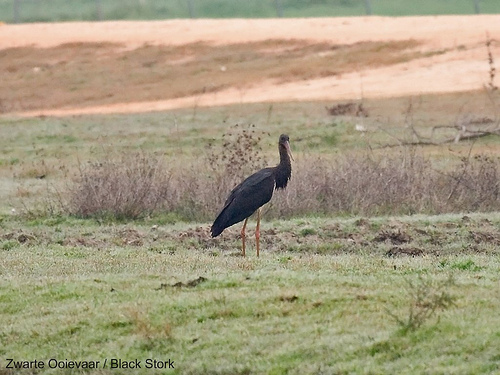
62, 133, 500, 222
68, 151, 174, 220
273, 150, 500, 218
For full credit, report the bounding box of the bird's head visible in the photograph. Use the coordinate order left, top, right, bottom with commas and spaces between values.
279, 134, 294, 161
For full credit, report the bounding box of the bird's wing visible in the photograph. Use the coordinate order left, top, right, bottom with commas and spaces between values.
223, 168, 274, 207
211, 168, 275, 237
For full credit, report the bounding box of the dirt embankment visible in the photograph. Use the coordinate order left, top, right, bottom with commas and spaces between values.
1, 15, 499, 116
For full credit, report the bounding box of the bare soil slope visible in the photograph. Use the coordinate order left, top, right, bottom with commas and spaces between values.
1, 15, 499, 116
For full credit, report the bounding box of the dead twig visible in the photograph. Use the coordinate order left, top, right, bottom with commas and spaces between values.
485, 32, 498, 91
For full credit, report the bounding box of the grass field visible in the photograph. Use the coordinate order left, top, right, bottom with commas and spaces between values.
1, 19, 500, 374
1, 213, 500, 374
1, 92, 500, 373
1, 0, 500, 23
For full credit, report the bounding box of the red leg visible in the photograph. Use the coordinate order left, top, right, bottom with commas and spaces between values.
256, 208, 261, 257
241, 218, 248, 257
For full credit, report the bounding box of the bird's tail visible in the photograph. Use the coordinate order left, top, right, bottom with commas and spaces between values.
210, 208, 230, 238
210, 220, 225, 238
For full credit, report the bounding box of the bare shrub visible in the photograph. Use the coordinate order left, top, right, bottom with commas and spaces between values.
272, 149, 500, 218
272, 149, 436, 218
63, 128, 500, 222
205, 124, 268, 209
326, 101, 368, 117
68, 151, 179, 220
446, 154, 500, 212
66, 125, 268, 222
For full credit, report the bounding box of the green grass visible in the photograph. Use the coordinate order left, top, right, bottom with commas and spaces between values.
1, 213, 500, 374
1, 96, 499, 372
1, 0, 499, 23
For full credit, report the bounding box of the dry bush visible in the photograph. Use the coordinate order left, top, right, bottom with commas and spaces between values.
326, 101, 368, 117
269, 149, 420, 217
64, 129, 500, 222
205, 124, 268, 208
271, 149, 500, 218
68, 151, 181, 220
66, 126, 268, 221
446, 154, 500, 212
271, 150, 433, 218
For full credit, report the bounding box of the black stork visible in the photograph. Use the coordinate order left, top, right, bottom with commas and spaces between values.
211, 134, 293, 257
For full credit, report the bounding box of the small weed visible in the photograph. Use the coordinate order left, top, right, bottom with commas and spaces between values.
386, 274, 457, 334
126, 307, 173, 340
300, 227, 317, 236
438, 260, 449, 268
278, 256, 292, 263
323, 133, 338, 147
1, 240, 18, 251
451, 259, 483, 271
315, 242, 344, 254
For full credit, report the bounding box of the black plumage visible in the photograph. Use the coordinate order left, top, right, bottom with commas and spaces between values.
211, 134, 293, 256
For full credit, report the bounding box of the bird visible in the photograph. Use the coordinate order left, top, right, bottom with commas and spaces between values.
211, 134, 293, 257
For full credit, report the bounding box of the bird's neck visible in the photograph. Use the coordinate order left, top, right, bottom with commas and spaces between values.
275, 145, 292, 190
